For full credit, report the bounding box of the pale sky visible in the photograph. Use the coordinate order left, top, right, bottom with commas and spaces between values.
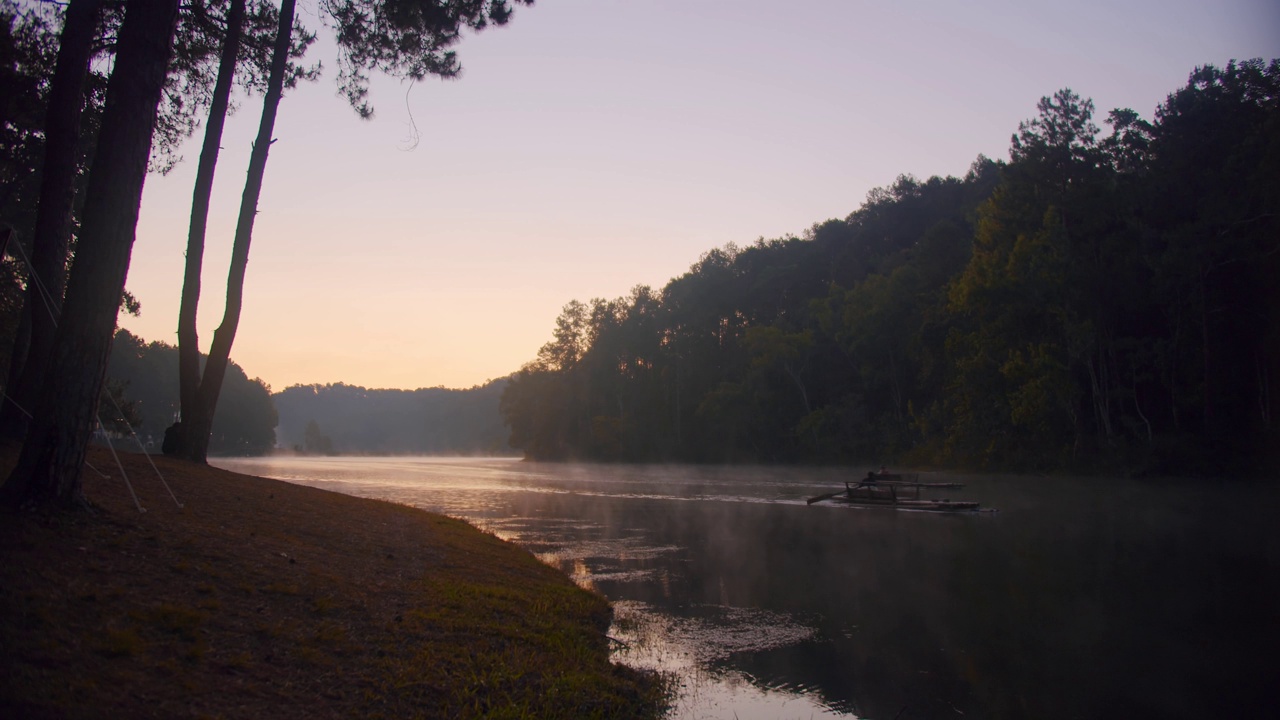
120, 0, 1280, 392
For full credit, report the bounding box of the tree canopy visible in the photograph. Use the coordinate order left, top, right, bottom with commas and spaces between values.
501, 60, 1280, 475
1, 0, 535, 506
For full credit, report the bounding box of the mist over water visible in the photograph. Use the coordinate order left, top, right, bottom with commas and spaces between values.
215, 457, 1280, 719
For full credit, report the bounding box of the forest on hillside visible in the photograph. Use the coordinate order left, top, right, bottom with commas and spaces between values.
501, 60, 1280, 474
273, 382, 511, 455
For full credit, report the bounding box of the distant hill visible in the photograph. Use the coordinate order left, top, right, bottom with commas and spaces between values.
273, 380, 513, 455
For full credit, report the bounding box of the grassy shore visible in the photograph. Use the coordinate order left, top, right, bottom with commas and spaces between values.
0, 446, 665, 719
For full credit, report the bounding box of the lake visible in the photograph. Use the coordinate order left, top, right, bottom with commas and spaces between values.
213, 457, 1279, 719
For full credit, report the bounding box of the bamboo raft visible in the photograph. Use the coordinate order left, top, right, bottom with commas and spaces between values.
850, 472, 963, 488
807, 475, 980, 512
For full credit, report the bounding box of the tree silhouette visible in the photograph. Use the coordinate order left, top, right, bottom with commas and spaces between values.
2, 0, 182, 508
168, 0, 533, 463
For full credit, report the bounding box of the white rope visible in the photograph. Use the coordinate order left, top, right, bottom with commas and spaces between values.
101, 392, 182, 508
7, 242, 180, 511
96, 424, 145, 513
83, 461, 110, 478
1, 391, 33, 418
7, 236, 61, 326
2, 391, 122, 486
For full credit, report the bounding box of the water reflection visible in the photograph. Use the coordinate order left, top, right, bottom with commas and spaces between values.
215, 457, 1280, 719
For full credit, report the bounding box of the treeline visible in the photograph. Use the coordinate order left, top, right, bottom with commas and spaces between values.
501, 60, 1280, 474
105, 330, 276, 455
104, 333, 512, 456
274, 381, 512, 455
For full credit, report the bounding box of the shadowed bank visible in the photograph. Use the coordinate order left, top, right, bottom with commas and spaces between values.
0, 445, 666, 719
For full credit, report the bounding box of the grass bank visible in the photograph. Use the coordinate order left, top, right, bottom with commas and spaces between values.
0, 446, 665, 719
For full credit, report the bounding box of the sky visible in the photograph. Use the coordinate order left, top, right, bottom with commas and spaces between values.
120, 0, 1280, 392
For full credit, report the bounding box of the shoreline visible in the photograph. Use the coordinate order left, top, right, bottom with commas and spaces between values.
0, 446, 664, 719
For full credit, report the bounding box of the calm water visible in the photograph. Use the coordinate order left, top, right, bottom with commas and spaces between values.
213, 457, 1279, 719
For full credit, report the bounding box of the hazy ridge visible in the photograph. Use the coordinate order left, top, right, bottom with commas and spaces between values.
273, 380, 512, 455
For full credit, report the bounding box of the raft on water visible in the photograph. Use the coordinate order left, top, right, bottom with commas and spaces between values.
806, 477, 980, 511
845, 472, 964, 488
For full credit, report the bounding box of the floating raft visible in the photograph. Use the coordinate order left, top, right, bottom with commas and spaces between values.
870, 472, 918, 483
807, 478, 980, 511
874, 480, 966, 489
849, 472, 964, 488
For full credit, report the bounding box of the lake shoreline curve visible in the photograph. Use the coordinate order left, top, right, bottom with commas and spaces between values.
0, 445, 666, 719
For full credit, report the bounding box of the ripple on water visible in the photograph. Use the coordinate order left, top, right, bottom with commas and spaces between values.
574, 568, 660, 584
524, 536, 685, 563
609, 601, 849, 720
610, 600, 816, 670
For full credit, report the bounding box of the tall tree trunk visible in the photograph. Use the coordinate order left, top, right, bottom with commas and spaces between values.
169, 0, 246, 455
180, 0, 295, 463
0, 0, 103, 439
1, 0, 181, 509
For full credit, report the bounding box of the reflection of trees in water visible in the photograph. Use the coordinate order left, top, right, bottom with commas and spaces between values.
569, 477, 1277, 720
939, 481, 1278, 719
212, 459, 1280, 719
588, 495, 990, 717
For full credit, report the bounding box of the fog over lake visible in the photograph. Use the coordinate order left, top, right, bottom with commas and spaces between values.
215, 457, 1279, 719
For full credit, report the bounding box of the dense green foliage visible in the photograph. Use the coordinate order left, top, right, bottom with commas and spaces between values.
502, 60, 1280, 474
274, 381, 512, 455
105, 329, 277, 455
